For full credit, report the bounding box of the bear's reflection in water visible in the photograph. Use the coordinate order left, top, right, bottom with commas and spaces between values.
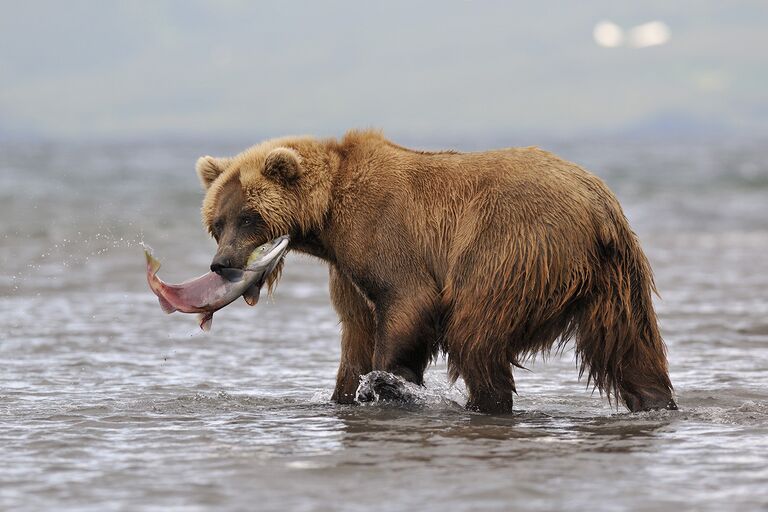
327, 398, 671, 467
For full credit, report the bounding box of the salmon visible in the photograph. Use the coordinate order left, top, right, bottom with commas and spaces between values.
144, 235, 289, 331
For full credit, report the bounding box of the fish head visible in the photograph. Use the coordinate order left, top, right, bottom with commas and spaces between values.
212, 235, 290, 284
245, 235, 291, 272
240, 235, 290, 306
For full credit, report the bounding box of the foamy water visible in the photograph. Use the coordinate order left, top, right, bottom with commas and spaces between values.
1, 139, 767, 511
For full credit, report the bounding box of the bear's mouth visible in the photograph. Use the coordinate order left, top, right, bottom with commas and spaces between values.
215, 235, 290, 278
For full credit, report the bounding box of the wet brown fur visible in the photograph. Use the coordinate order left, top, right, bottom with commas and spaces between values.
197, 129, 675, 413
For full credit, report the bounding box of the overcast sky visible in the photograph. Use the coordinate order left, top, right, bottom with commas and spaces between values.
1, 1, 766, 142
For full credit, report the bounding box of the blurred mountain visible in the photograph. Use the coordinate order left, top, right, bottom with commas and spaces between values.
1, 2, 765, 142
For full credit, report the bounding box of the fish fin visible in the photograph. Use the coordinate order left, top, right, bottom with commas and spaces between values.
198, 312, 213, 332
144, 249, 161, 276
243, 284, 261, 306
157, 295, 177, 314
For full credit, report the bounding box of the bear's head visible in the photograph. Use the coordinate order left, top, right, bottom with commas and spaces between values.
196, 136, 334, 283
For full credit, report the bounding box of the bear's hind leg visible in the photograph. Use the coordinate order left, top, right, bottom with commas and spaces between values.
577, 311, 676, 412
575, 256, 676, 412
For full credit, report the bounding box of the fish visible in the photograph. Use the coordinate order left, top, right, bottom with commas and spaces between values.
144, 235, 290, 331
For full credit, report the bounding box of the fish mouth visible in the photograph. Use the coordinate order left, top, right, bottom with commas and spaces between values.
217, 267, 248, 282
217, 235, 290, 283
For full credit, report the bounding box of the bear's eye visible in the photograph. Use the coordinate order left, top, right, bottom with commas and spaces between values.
238, 213, 261, 228
212, 220, 224, 239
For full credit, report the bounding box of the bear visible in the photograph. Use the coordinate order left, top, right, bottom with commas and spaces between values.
195, 129, 676, 414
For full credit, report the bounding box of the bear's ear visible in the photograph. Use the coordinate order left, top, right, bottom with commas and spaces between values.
196, 155, 230, 190
263, 147, 302, 185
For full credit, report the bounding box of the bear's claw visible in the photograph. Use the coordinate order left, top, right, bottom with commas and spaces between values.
355, 371, 419, 404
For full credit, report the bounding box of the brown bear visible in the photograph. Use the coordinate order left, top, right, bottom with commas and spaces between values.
196, 130, 676, 413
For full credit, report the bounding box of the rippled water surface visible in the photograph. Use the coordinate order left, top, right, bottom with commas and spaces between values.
1, 139, 767, 511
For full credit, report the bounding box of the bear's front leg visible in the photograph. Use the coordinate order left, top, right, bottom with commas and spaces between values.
329, 267, 375, 404
369, 287, 440, 388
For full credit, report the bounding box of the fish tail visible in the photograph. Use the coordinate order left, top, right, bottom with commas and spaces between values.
144, 248, 161, 276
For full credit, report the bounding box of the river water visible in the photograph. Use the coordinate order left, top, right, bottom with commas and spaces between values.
1, 138, 767, 511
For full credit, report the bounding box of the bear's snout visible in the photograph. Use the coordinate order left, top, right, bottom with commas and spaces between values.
210, 254, 233, 274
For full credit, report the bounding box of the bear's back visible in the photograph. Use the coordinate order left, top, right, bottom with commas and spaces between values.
339, 133, 614, 220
